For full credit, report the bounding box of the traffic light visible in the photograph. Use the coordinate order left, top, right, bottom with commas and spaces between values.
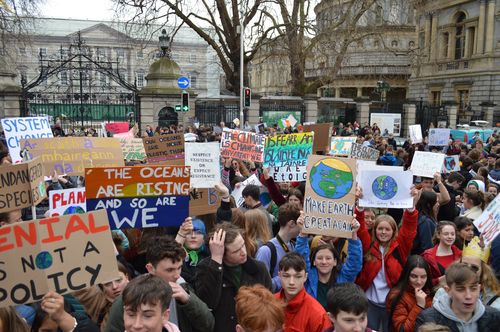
244, 87, 251, 107
175, 104, 182, 112
181, 91, 189, 112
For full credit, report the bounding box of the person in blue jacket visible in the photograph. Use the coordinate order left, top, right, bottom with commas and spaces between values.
296, 216, 363, 308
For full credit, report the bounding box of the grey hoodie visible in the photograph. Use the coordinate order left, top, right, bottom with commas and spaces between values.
433, 289, 486, 332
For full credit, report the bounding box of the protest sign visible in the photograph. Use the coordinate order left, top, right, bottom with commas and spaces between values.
231, 174, 263, 208
263, 132, 314, 182
143, 134, 185, 164
220, 128, 265, 162
1, 117, 53, 163
330, 137, 356, 156
350, 142, 380, 161
20, 137, 124, 176
263, 111, 301, 129
0, 209, 118, 308
410, 151, 445, 178
429, 128, 450, 146
185, 142, 221, 188
303, 123, 332, 153
474, 195, 500, 246
370, 113, 401, 136
409, 124, 423, 144
303, 155, 356, 238
119, 138, 146, 161
49, 188, 86, 217
189, 188, 221, 216
85, 165, 190, 229
0, 158, 47, 213
359, 168, 413, 208
442, 155, 460, 173
105, 122, 129, 134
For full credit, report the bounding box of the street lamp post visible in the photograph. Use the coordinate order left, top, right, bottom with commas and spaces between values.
239, 7, 245, 129
159, 29, 171, 58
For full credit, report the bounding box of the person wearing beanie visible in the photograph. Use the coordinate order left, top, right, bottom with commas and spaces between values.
466, 179, 486, 192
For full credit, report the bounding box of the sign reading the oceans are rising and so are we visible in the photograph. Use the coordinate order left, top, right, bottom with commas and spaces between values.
20, 137, 124, 176
0, 210, 119, 308
220, 128, 265, 162
185, 142, 221, 189
49, 188, 86, 217
0, 158, 47, 214
1, 117, 54, 163
143, 134, 185, 164
358, 167, 413, 208
263, 132, 314, 182
303, 155, 357, 238
85, 165, 190, 229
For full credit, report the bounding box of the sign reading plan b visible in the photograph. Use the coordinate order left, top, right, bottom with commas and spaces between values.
85, 165, 190, 230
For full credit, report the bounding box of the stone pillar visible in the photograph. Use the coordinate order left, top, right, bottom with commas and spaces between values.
304, 97, 318, 123
356, 102, 370, 127
446, 104, 458, 129
485, 0, 496, 54
481, 102, 496, 126
335, 88, 340, 98
402, 104, 416, 137
247, 97, 260, 124
424, 14, 432, 57
430, 14, 439, 60
356, 87, 363, 97
0, 67, 22, 118
477, 0, 486, 54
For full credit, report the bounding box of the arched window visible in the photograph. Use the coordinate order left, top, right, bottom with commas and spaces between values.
391, 40, 398, 47
455, 12, 466, 60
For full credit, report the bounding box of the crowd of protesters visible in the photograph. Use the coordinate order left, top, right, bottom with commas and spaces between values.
1, 117, 500, 332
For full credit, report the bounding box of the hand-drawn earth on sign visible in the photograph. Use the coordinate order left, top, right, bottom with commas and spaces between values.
444, 156, 457, 171
63, 206, 86, 215
310, 159, 353, 199
372, 175, 398, 200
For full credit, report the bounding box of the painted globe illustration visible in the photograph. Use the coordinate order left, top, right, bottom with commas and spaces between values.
310, 158, 353, 199
63, 206, 86, 215
372, 175, 398, 200
35, 251, 53, 270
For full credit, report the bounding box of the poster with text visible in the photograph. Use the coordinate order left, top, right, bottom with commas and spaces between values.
220, 128, 265, 162
442, 155, 460, 173
119, 138, 146, 161
0, 210, 118, 308
303, 155, 356, 238
473, 195, 500, 246
231, 174, 264, 208
263, 132, 314, 182
1, 117, 54, 163
85, 165, 190, 229
410, 151, 445, 178
409, 124, 423, 144
49, 188, 86, 217
370, 113, 401, 136
185, 142, 221, 188
0, 158, 47, 213
350, 142, 380, 161
329, 137, 357, 156
303, 123, 332, 153
143, 134, 185, 164
20, 137, 124, 176
189, 188, 221, 216
429, 128, 451, 146
359, 168, 413, 208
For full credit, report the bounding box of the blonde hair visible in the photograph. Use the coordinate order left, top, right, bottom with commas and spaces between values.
244, 209, 271, 257
365, 214, 398, 262
481, 261, 500, 298
417, 323, 450, 332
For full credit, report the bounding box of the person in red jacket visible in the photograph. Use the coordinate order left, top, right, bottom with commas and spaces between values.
387, 255, 434, 332
276, 252, 331, 332
355, 188, 419, 331
422, 221, 462, 286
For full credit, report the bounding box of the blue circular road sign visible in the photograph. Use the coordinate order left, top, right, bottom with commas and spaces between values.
177, 76, 190, 89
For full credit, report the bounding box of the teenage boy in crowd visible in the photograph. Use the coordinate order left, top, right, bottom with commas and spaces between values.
256, 203, 301, 291
276, 252, 331, 332
105, 238, 214, 332
416, 262, 500, 331
324, 282, 374, 332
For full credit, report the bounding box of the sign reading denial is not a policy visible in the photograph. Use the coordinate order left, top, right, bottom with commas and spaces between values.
85, 165, 190, 229
0, 210, 118, 308
220, 128, 265, 162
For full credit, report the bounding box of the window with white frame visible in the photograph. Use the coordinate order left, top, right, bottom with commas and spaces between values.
136, 71, 145, 88
60, 71, 68, 85
137, 49, 144, 59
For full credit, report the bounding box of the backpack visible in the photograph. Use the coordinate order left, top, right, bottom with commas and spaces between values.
263, 241, 278, 276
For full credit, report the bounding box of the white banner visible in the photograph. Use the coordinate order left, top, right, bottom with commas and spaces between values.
409, 124, 423, 144
474, 195, 500, 246
410, 151, 445, 178
359, 168, 413, 208
429, 128, 450, 146
49, 187, 87, 217
185, 142, 221, 188
231, 174, 263, 208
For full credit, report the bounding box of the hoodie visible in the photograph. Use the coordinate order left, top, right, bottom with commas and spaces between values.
433, 291, 484, 332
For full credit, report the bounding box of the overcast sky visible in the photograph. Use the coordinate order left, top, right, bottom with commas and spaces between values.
40, 0, 116, 21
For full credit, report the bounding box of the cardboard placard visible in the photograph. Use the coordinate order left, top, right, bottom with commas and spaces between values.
220, 128, 265, 162
350, 143, 380, 161
189, 188, 221, 216
358, 168, 413, 208
409, 124, 423, 144
303, 123, 332, 153
231, 174, 263, 208
442, 155, 460, 173
185, 142, 221, 188
119, 138, 146, 161
263, 132, 314, 182
0, 210, 118, 308
410, 151, 445, 178
49, 188, 86, 217
143, 134, 185, 164
1, 117, 54, 163
303, 155, 356, 238
473, 195, 500, 246
429, 128, 450, 146
329, 137, 357, 156
85, 166, 190, 229
20, 137, 124, 176
105, 122, 129, 134
0, 158, 47, 213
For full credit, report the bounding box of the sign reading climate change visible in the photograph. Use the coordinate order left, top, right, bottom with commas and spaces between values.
220, 128, 265, 162
1, 117, 54, 163
263, 132, 314, 182
303, 155, 357, 238
0, 210, 118, 308
85, 166, 190, 229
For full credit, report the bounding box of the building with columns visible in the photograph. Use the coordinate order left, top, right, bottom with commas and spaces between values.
408, 0, 500, 127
